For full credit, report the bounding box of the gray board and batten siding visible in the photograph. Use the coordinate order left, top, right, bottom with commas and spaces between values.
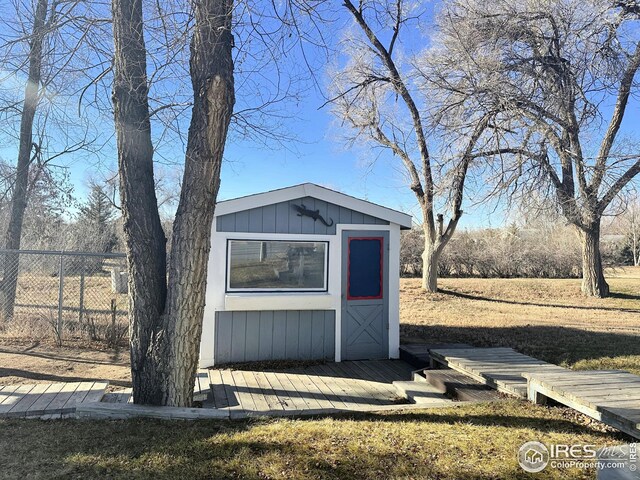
214, 310, 335, 364
216, 197, 389, 235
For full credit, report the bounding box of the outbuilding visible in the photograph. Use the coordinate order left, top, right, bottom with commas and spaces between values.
199, 183, 412, 367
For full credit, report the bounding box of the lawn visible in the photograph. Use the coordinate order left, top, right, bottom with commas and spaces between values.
0, 402, 626, 479
400, 267, 640, 374
1, 270, 639, 479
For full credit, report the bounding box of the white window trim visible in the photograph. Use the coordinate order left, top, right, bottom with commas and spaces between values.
226, 239, 329, 293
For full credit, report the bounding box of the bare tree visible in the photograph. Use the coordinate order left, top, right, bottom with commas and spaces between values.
108, 0, 218, 407
430, 0, 640, 297
0, 0, 50, 322
628, 202, 640, 267
328, 0, 496, 292
111, 0, 329, 405
618, 196, 640, 266
0, 0, 105, 320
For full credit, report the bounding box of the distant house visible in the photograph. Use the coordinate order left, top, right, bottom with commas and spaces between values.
199, 183, 412, 367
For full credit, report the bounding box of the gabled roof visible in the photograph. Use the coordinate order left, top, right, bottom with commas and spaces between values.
215, 183, 413, 228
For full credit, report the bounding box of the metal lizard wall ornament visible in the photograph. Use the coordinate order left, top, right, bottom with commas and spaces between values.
292, 204, 334, 227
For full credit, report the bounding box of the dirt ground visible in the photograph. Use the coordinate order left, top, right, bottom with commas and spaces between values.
0, 339, 131, 390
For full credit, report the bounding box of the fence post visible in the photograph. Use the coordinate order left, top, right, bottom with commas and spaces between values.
78, 255, 85, 325
57, 252, 65, 339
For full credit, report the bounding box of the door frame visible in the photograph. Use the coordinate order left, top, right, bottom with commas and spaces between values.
340, 229, 389, 361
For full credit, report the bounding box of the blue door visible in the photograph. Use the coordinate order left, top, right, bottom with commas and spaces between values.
341, 231, 389, 360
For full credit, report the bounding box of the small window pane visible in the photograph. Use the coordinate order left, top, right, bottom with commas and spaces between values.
348, 238, 382, 299
228, 240, 327, 291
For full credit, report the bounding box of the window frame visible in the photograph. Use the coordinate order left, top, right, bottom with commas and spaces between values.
225, 238, 330, 293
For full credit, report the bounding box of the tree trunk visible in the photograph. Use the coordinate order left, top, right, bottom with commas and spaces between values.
112, 0, 169, 404
422, 245, 440, 292
0, 0, 48, 322
162, 0, 234, 406
111, 0, 234, 406
421, 224, 444, 293
632, 216, 639, 267
577, 222, 609, 298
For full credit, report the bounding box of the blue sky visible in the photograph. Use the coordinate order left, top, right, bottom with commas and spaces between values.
204, 1, 506, 230
219, 97, 507, 229
3, 0, 638, 230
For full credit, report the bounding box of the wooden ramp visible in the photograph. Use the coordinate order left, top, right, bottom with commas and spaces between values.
526, 370, 640, 439
429, 347, 566, 398
0, 382, 108, 418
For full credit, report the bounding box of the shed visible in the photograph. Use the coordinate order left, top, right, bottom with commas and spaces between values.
199, 183, 412, 367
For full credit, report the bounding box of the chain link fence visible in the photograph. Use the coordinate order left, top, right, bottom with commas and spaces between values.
0, 249, 128, 345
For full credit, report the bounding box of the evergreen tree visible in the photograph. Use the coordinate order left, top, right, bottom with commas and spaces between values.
74, 184, 117, 254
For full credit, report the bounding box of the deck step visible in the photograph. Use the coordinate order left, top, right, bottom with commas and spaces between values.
429, 347, 565, 398
399, 343, 471, 369
392, 381, 452, 405
422, 369, 500, 402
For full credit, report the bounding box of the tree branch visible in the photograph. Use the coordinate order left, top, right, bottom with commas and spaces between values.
591, 42, 640, 192
343, 0, 433, 208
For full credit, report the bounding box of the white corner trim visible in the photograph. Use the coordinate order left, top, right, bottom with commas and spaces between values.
225, 293, 334, 311
215, 183, 412, 228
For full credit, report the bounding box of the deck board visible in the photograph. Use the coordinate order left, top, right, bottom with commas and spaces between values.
242, 371, 270, 412
253, 371, 285, 412
45, 382, 80, 413
220, 370, 241, 409
204, 360, 413, 414
7, 384, 49, 416
0, 382, 108, 418
1, 360, 417, 419
234, 371, 257, 411
26, 383, 65, 415
0, 385, 35, 414
262, 371, 297, 411
267, 371, 311, 411
287, 369, 326, 410
209, 370, 230, 409
311, 364, 363, 408
331, 362, 387, 405
0, 386, 20, 406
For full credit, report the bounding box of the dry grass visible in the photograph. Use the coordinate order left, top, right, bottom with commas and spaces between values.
2, 272, 639, 478
0, 401, 627, 479
400, 267, 640, 374
14, 273, 127, 312
1, 273, 128, 346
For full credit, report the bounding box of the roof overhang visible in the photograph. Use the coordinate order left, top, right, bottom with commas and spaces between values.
215, 183, 413, 229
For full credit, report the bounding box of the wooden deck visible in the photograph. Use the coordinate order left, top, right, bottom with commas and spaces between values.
206, 360, 414, 415
429, 346, 640, 439
429, 347, 566, 397
0, 381, 108, 418
526, 370, 640, 439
